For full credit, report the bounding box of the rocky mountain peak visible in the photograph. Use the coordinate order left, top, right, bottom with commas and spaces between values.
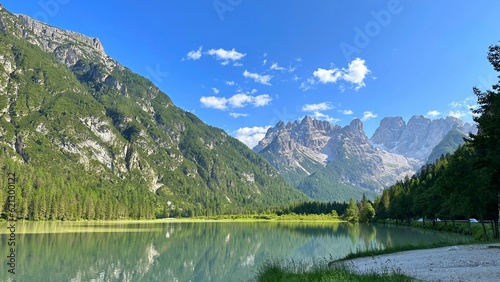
370, 115, 476, 161
370, 116, 406, 150
348, 118, 364, 133
255, 116, 420, 200
275, 120, 285, 129
301, 115, 313, 124
16, 14, 105, 55
2, 10, 119, 73
407, 115, 431, 127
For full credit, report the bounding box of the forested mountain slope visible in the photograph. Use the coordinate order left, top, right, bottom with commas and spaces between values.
0, 5, 307, 220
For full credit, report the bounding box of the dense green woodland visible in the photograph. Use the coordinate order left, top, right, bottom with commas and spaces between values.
372, 43, 500, 239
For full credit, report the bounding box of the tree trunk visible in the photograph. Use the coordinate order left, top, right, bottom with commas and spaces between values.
480, 212, 489, 241
467, 217, 471, 236
496, 193, 500, 239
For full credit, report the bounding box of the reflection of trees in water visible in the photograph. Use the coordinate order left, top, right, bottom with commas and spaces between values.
0, 222, 467, 281
2, 222, 311, 281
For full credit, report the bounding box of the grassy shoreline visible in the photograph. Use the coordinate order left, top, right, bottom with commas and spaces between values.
256, 239, 476, 282
0, 213, 345, 224
256, 219, 494, 282
256, 258, 413, 282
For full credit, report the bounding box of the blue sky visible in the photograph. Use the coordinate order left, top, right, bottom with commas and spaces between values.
3, 1, 500, 148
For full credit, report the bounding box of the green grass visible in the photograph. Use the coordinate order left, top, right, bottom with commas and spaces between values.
383, 220, 498, 241
192, 213, 343, 222
255, 228, 476, 282
256, 258, 412, 282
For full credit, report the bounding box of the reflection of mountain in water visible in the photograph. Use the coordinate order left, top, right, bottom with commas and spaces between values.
0, 222, 466, 281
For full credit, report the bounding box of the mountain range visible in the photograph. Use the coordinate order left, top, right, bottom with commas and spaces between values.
253, 115, 476, 201
0, 4, 478, 220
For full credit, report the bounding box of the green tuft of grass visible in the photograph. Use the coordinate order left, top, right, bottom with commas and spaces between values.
255, 258, 413, 282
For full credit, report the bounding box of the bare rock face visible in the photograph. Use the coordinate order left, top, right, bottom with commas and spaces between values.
16, 14, 105, 58
370, 115, 476, 162
0, 8, 6, 33
370, 117, 406, 150
8, 13, 120, 78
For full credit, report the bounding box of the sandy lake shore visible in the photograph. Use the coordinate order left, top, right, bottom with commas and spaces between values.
337, 243, 500, 281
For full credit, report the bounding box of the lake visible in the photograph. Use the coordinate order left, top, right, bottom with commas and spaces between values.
0, 220, 466, 281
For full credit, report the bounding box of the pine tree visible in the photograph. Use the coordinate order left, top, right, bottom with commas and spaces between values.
469, 43, 500, 238
343, 198, 359, 222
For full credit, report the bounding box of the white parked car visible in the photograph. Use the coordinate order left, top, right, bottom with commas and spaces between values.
469, 218, 479, 223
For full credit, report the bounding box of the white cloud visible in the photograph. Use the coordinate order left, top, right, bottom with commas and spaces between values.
212, 87, 220, 94
250, 88, 258, 94
449, 111, 467, 119
200, 93, 271, 110
361, 111, 377, 121
235, 126, 271, 148
270, 63, 286, 71
292, 75, 300, 81
226, 81, 236, 86
312, 57, 370, 90
343, 58, 370, 90
311, 111, 339, 123
341, 109, 354, 115
233, 62, 243, 67
230, 112, 248, 118
299, 78, 316, 91
228, 94, 254, 108
207, 48, 246, 65
186, 46, 202, 60
253, 94, 272, 107
302, 102, 334, 112
301, 102, 337, 122
449, 97, 476, 110
200, 96, 227, 110
447, 97, 476, 119
313, 68, 343, 84
263, 59, 267, 65
243, 70, 272, 85
426, 110, 441, 118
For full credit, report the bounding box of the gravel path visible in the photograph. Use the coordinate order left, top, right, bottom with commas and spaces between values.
337, 243, 500, 281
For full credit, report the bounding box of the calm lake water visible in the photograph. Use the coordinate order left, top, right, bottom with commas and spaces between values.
0, 221, 466, 282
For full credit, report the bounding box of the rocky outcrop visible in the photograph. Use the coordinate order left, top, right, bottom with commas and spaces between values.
16, 14, 106, 61
0, 7, 6, 34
